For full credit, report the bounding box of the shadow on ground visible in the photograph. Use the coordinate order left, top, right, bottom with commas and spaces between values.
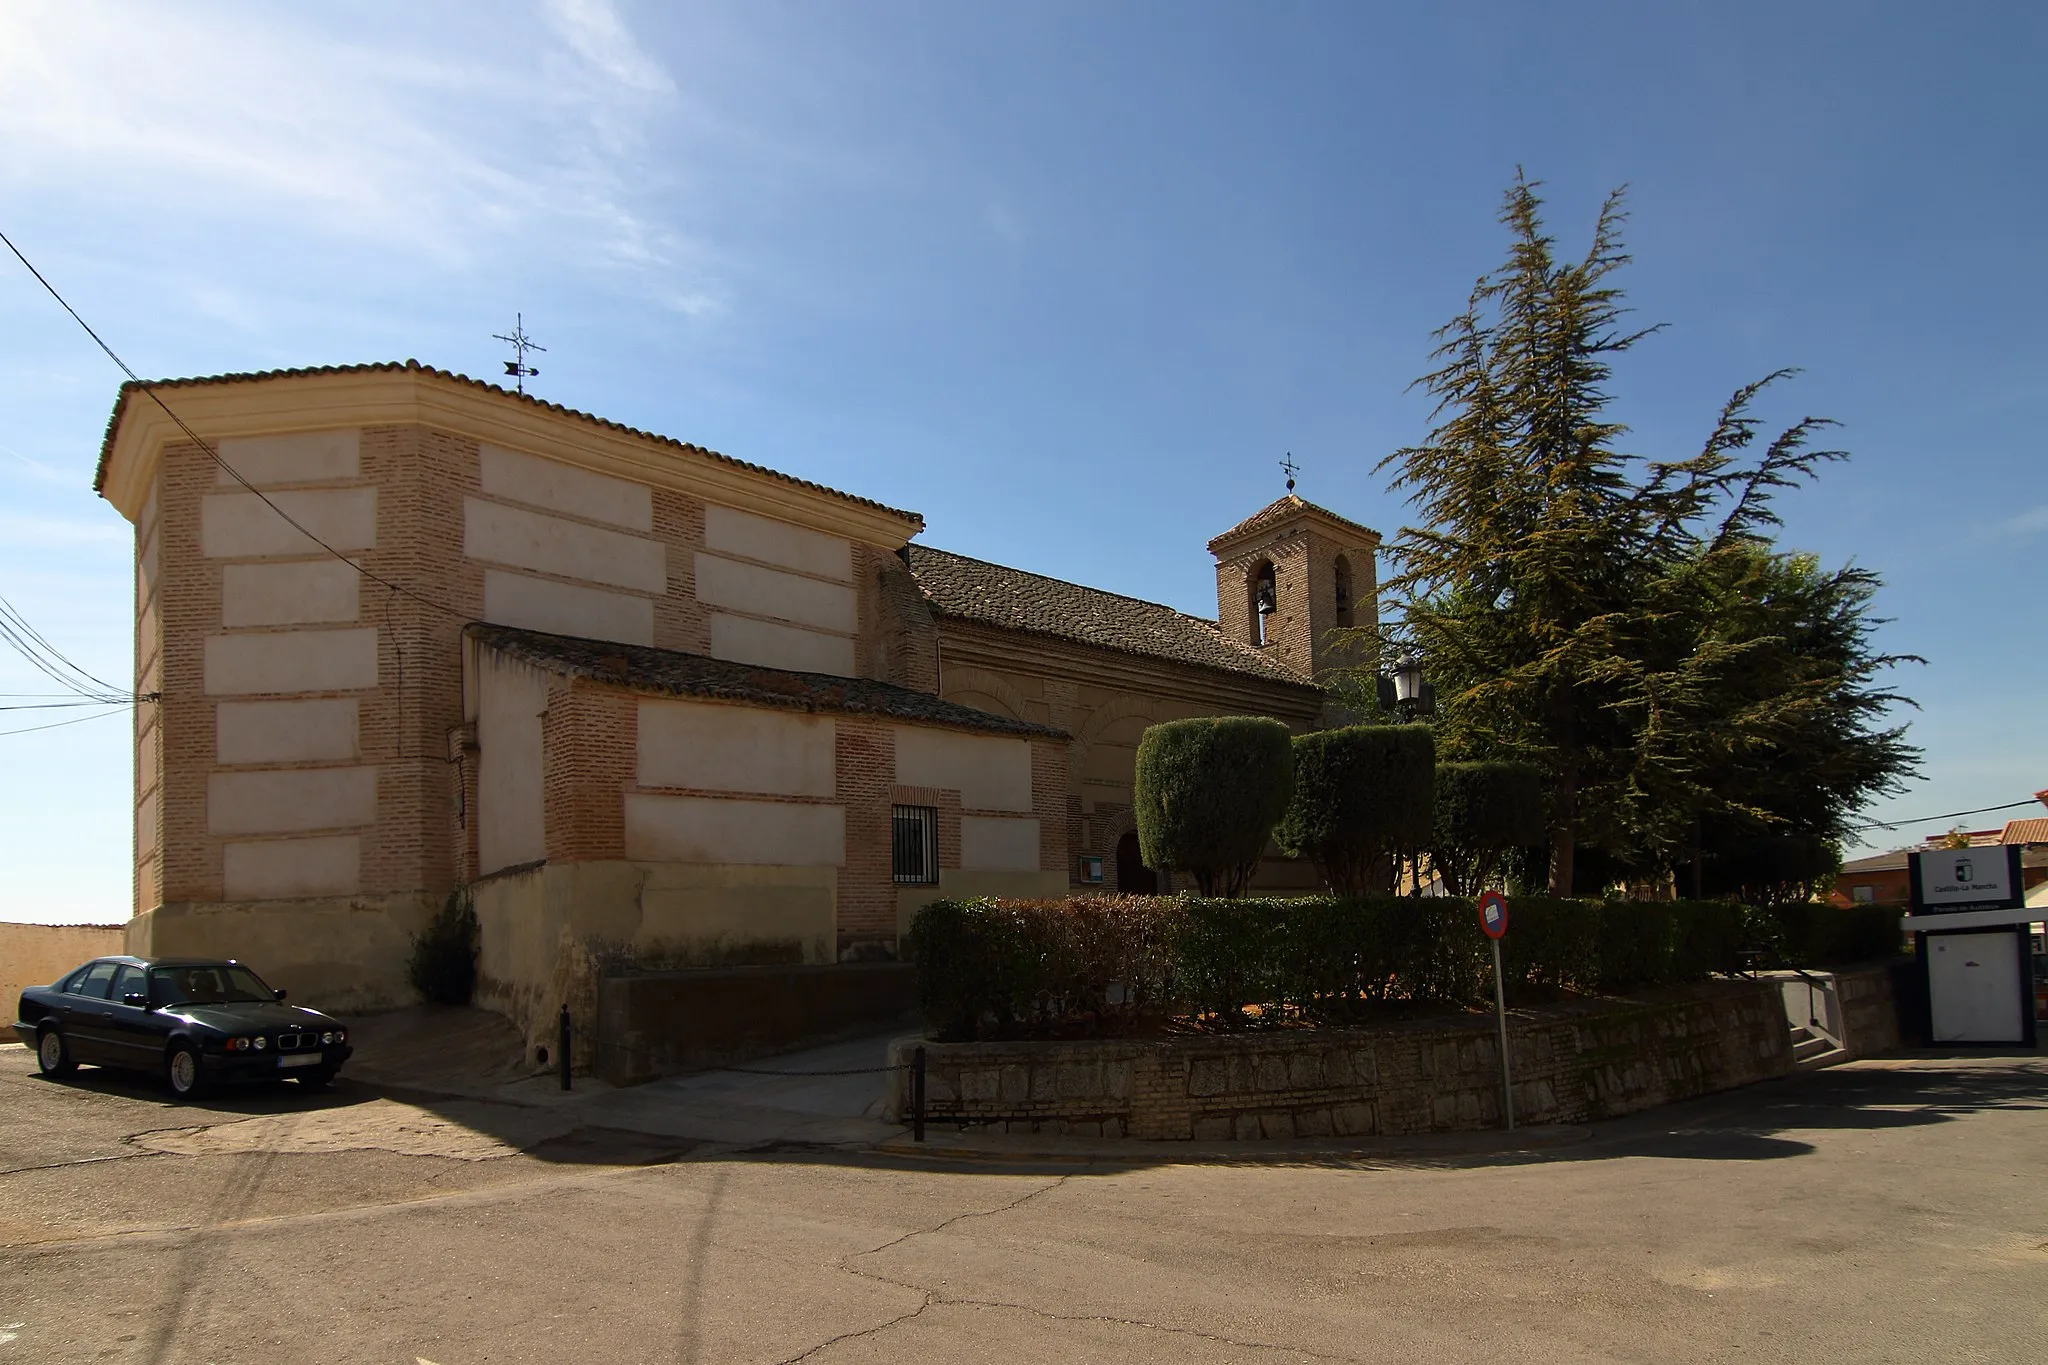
23, 1011, 2042, 1179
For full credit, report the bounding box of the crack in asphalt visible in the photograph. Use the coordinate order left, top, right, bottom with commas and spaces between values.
0, 1150, 168, 1177
771, 1176, 1072, 1364
776, 1171, 1367, 1362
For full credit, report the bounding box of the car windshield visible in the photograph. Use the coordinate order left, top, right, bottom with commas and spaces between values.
149, 964, 275, 1007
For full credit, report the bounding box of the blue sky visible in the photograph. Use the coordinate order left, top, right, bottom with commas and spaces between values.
2, 1, 2042, 922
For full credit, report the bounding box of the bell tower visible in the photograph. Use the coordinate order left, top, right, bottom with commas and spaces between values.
1207, 493, 1381, 683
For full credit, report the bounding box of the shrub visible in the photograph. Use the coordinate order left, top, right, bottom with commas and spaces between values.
410, 886, 479, 1005
912, 893, 1778, 1039
1430, 760, 1546, 896
1700, 835, 1842, 906
1749, 901, 1902, 967
1275, 725, 1435, 894
1133, 716, 1294, 896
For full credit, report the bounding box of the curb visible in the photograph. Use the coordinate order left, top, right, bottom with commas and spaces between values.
870, 1122, 1593, 1165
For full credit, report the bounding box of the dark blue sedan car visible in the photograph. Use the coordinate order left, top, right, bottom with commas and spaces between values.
14, 956, 352, 1099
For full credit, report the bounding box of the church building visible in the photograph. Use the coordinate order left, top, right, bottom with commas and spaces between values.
94, 362, 1381, 1052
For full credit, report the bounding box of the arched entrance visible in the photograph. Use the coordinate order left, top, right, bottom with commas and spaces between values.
1115, 830, 1157, 895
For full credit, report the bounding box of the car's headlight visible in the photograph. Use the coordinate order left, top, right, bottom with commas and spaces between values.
253, 1036, 266, 1050
334, 1029, 346, 1045
321, 1031, 334, 1044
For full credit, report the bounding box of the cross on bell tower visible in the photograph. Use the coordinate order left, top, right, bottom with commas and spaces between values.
493, 313, 545, 394
1280, 452, 1300, 493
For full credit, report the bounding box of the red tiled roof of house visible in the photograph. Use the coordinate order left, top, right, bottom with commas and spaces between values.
2001, 818, 2048, 845
1204, 494, 1380, 553
94, 360, 922, 526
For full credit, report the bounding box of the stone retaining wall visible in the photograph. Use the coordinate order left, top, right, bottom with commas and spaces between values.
889, 979, 1791, 1140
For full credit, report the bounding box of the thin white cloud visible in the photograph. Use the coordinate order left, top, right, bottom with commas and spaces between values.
0, 3, 703, 289
543, 0, 675, 94
2001, 504, 2048, 537
0, 512, 129, 548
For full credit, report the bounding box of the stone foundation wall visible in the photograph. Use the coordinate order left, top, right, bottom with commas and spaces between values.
889, 979, 1791, 1140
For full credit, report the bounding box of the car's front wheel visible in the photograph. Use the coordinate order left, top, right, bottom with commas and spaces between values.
164, 1042, 205, 1100
35, 1026, 76, 1078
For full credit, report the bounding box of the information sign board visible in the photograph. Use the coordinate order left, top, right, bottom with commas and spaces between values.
1908, 845, 2022, 913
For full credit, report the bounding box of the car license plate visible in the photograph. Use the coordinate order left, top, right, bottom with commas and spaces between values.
277, 1053, 321, 1069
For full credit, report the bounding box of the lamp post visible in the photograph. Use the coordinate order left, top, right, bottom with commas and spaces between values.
1391, 653, 1424, 723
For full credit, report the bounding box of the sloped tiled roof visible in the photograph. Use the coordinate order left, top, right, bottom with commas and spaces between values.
903, 545, 1314, 689
466, 623, 1062, 739
1206, 494, 1380, 553
95, 360, 921, 526
2000, 818, 2048, 845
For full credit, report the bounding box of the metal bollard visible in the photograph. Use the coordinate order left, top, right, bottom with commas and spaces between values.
559, 1005, 572, 1091
912, 1045, 926, 1144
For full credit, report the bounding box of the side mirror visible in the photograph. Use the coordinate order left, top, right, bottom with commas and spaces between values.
122, 992, 149, 1009
273, 988, 288, 1002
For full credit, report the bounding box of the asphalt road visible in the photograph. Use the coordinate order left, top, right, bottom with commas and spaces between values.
0, 1041, 2042, 1364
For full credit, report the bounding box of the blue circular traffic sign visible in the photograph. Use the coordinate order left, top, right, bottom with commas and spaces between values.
1477, 891, 1509, 940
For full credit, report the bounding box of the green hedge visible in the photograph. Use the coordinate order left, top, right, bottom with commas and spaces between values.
910, 895, 1908, 1039
1133, 716, 1294, 896
1276, 725, 1435, 895
1748, 902, 1902, 967
910, 893, 1827, 1039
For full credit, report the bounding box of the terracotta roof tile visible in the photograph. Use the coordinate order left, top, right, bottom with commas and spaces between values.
903, 545, 1315, 689
94, 360, 920, 527
465, 623, 1062, 739
1205, 494, 1380, 553
2000, 818, 2048, 845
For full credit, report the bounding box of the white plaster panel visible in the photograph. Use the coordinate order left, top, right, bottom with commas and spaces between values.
960, 815, 1042, 872
694, 553, 859, 633
476, 651, 548, 875
136, 788, 159, 857
221, 560, 360, 627
623, 795, 844, 867
208, 767, 378, 835
215, 430, 361, 487
223, 836, 361, 899
138, 525, 159, 601
479, 445, 654, 532
481, 569, 654, 646
463, 497, 666, 593
637, 699, 834, 798
216, 699, 359, 765
137, 724, 160, 794
893, 727, 1033, 812
203, 628, 378, 695
708, 614, 856, 677
201, 488, 377, 558
704, 504, 853, 582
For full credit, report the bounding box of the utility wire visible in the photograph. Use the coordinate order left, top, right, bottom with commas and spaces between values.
0, 229, 464, 623
1849, 799, 2038, 833
0, 594, 130, 701
0, 699, 137, 711
0, 706, 129, 739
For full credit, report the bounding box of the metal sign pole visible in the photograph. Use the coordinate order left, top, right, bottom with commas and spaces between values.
1491, 936, 1514, 1131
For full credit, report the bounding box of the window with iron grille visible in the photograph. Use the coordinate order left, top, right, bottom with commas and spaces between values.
892, 805, 939, 884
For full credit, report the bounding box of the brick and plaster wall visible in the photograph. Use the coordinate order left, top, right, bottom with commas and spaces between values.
107, 371, 930, 1008
932, 628, 1324, 894
889, 979, 1794, 1140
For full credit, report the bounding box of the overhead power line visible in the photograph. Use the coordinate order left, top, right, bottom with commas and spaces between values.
0, 593, 135, 704
0, 229, 464, 623
0, 705, 130, 739
1849, 799, 2039, 833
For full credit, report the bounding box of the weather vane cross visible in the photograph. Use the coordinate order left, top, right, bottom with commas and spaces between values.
1280, 452, 1299, 493
492, 313, 545, 394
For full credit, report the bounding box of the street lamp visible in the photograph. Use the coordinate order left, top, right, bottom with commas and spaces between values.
1391, 653, 1424, 721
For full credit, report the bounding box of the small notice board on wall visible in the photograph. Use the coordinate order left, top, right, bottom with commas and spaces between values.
1902, 846, 2035, 1047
